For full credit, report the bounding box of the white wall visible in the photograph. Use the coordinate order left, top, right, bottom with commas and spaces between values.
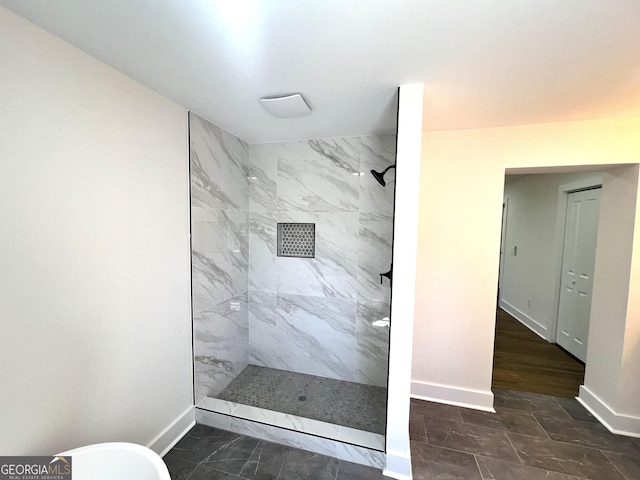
0, 7, 194, 455
413, 112, 640, 429
501, 171, 603, 339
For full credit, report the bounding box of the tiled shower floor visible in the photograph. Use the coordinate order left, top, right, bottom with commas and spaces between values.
216, 365, 387, 434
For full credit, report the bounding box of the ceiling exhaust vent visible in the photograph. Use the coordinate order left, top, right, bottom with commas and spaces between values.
260, 93, 312, 118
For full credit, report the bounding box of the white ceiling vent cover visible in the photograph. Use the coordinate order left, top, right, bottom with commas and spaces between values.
260, 93, 312, 118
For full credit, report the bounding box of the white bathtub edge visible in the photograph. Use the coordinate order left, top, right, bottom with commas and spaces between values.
148, 405, 195, 457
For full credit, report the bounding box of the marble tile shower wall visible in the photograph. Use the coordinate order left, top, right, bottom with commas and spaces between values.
248, 135, 396, 387
190, 113, 250, 402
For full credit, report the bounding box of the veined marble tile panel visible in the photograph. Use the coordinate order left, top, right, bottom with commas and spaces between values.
189, 112, 249, 211
196, 397, 385, 451
277, 138, 361, 212
357, 213, 393, 305
359, 135, 397, 216
248, 291, 279, 368
276, 294, 356, 381
191, 208, 248, 314
248, 212, 277, 293
194, 411, 386, 468
277, 212, 358, 299
355, 301, 390, 388
248, 143, 278, 212
194, 294, 249, 400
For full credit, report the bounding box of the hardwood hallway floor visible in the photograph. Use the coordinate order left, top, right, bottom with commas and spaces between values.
492, 308, 585, 398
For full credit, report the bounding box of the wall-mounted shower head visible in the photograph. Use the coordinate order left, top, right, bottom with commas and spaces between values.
370, 164, 396, 187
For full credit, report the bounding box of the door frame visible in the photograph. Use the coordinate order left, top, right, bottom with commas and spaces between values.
549, 177, 603, 344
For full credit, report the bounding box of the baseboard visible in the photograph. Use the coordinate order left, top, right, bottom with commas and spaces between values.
499, 299, 549, 340
578, 386, 640, 438
411, 380, 495, 412
383, 448, 412, 479
148, 405, 196, 457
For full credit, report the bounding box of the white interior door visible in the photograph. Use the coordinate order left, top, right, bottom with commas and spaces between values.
556, 187, 601, 362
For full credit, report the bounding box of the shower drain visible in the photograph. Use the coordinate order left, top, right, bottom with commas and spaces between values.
298, 395, 306, 401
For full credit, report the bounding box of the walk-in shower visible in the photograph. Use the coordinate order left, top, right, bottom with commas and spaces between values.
189, 111, 396, 467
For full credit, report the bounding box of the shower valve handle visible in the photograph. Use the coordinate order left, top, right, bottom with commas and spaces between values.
380, 269, 392, 285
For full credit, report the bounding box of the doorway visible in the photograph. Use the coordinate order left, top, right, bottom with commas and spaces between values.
494, 172, 603, 397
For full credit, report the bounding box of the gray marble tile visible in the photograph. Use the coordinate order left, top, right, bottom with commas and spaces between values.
336, 460, 386, 480
277, 212, 358, 299
276, 294, 356, 381
194, 294, 249, 399
424, 418, 521, 463
248, 143, 278, 213
535, 415, 640, 455
169, 425, 245, 465
199, 435, 259, 476
190, 112, 249, 212
545, 473, 589, 480
357, 213, 393, 304
409, 412, 427, 443
162, 452, 197, 480
355, 301, 389, 387
459, 406, 547, 438
493, 388, 571, 419
359, 135, 396, 217
602, 450, 640, 480
410, 398, 463, 422
188, 465, 239, 480
248, 212, 277, 293
277, 138, 361, 212
191, 208, 248, 314
508, 432, 625, 479
554, 397, 599, 423
411, 441, 482, 480
476, 456, 550, 480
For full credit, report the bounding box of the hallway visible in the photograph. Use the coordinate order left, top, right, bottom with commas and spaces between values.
492, 308, 585, 398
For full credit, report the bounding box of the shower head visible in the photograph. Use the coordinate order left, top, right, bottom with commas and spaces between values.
370, 164, 396, 187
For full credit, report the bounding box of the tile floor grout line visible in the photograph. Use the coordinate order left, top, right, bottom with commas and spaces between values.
472, 454, 483, 479
600, 449, 632, 480
504, 431, 527, 467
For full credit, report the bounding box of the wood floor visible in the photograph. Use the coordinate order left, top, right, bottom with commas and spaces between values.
492, 308, 585, 398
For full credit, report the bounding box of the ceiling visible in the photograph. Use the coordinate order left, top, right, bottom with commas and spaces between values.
1, 0, 639, 143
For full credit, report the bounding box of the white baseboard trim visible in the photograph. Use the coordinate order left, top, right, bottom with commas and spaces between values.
411, 381, 495, 412
384, 448, 412, 480
148, 405, 196, 457
578, 386, 640, 438
499, 299, 549, 340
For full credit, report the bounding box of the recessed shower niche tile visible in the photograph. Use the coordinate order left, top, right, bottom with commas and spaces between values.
277, 212, 358, 299
190, 112, 249, 211
277, 138, 361, 212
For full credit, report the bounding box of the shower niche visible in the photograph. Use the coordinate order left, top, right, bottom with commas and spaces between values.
189, 112, 396, 467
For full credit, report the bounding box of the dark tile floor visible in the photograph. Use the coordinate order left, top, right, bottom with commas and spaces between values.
165, 388, 640, 479
163, 424, 386, 480
410, 388, 640, 480
216, 365, 387, 434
